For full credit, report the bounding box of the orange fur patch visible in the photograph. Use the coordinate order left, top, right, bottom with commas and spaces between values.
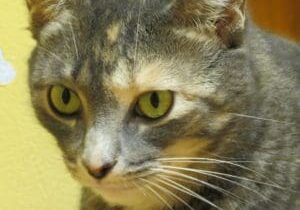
162, 137, 211, 159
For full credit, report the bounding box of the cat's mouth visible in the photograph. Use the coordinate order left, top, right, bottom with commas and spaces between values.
79, 168, 155, 193
69, 157, 160, 193
95, 170, 156, 191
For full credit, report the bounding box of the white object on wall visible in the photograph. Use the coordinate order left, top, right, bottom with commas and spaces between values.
0, 49, 16, 86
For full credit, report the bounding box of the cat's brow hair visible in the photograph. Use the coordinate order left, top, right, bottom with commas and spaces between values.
39, 9, 74, 44
105, 60, 183, 105
133, 0, 143, 69
69, 21, 79, 60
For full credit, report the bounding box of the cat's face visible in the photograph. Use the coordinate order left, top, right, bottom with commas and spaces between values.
27, 0, 250, 207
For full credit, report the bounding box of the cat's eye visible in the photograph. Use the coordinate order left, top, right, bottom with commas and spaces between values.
136, 90, 173, 120
49, 85, 81, 116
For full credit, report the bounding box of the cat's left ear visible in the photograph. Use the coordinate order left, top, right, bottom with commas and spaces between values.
26, 0, 64, 39
170, 0, 246, 48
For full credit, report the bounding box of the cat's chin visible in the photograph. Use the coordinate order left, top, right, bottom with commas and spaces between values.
92, 184, 162, 209
96, 181, 137, 192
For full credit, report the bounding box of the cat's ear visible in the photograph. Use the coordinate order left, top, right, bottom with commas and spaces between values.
171, 0, 246, 48
26, 0, 64, 39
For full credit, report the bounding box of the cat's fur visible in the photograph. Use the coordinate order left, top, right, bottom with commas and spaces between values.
26, 0, 300, 209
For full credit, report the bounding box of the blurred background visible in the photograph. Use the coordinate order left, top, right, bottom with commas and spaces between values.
0, 1, 299, 210
248, 0, 300, 42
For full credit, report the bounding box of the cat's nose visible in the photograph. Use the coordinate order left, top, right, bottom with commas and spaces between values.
83, 161, 116, 179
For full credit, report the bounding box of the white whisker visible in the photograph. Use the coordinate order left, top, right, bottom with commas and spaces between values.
141, 178, 194, 210
226, 112, 295, 125
160, 164, 284, 190
158, 157, 281, 187
69, 22, 79, 60
133, 181, 148, 198
143, 182, 174, 210
154, 174, 224, 210
156, 166, 273, 203
158, 172, 251, 206
38, 46, 65, 65
133, 0, 143, 68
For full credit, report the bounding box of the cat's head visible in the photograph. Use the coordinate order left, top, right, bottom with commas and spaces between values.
27, 0, 252, 207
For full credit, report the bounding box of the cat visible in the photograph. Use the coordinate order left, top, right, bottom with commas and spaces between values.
26, 0, 299, 209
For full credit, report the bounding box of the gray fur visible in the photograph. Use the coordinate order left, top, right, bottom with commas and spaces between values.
27, 0, 299, 210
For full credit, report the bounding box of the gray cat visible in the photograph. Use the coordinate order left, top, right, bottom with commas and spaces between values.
26, 0, 299, 209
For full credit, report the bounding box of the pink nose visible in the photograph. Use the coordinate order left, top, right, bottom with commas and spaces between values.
83, 162, 116, 179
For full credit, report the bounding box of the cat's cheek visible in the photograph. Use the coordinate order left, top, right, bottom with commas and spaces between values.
161, 137, 211, 159
33, 102, 85, 157
207, 113, 233, 134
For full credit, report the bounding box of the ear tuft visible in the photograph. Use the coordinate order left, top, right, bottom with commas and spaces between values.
171, 0, 246, 48
26, 0, 63, 38
215, 0, 246, 48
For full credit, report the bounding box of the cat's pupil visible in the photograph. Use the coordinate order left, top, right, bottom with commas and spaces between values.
150, 92, 160, 108
62, 89, 71, 105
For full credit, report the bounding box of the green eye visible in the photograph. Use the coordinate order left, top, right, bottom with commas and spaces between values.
136, 90, 173, 119
49, 85, 81, 116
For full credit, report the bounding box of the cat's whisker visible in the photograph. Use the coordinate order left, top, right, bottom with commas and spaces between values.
37, 46, 66, 65
132, 170, 158, 180
158, 168, 282, 207
158, 157, 273, 171
158, 157, 281, 186
155, 167, 276, 204
160, 173, 200, 186
157, 171, 251, 206
69, 21, 79, 61
140, 178, 194, 210
160, 165, 285, 190
132, 180, 149, 198
152, 173, 224, 210
217, 140, 300, 158
143, 182, 174, 210
207, 148, 300, 159
158, 159, 273, 165
159, 158, 259, 163
133, 0, 143, 69
160, 159, 300, 185
222, 112, 296, 125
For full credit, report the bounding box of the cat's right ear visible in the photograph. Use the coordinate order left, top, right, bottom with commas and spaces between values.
26, 0, 65, 39
169, 0, 246, 48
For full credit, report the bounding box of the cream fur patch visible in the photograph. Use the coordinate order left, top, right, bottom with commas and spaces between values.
106, 22, 121, 44
106, 59, 215, 125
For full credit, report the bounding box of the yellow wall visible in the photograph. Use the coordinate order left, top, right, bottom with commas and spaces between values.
0, 1, 80, 209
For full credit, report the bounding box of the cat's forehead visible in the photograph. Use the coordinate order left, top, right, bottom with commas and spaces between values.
86, 0, 174, 16
77, 56, 182, 105
72, 53, 216, 112
32, 0, 221, 104
104, 58, 177, 104
76, 0, 175, 30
